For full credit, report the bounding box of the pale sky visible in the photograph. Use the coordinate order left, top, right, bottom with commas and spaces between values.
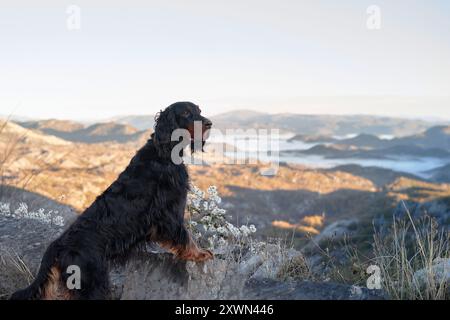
1, 0, 449, 120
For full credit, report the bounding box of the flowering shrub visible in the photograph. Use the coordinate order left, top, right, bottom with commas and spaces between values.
186, 185, 256, 249
0, 202, 65, 227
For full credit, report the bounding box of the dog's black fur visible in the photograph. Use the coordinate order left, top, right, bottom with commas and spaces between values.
10, 102, 213, 300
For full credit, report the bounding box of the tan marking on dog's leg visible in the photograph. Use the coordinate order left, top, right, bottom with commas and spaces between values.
159, 236, 213, 262
42, 266, 73, 300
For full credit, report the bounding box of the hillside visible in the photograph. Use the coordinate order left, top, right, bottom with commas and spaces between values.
428, 163, 450, 183
0, 121, 70, 146
290, 125, 450, 150
291, 144, 450, 159
210, 111, 439, 137
398, 125, 450, 149
2, 120, 449, 232
110, 115, 155, 131
93, 111, 440, 137
1, 119, 449, 300
17, 120, 152, 144
19, 119, 84, 133
286, 125, 450, 169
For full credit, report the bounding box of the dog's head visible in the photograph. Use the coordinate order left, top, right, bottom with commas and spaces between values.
153, 102, 212, 155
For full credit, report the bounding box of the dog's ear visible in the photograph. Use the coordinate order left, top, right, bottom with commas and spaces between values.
153, 108, 178, 146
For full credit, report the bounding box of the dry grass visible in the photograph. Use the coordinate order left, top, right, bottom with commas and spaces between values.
0, 248, 34, 299
373, 202, 449, 300
277, 254, 313, 281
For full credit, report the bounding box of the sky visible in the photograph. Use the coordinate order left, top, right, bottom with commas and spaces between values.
1, 0, 450, 120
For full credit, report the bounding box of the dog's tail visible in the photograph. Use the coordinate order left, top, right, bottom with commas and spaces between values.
9, 242, 59, 300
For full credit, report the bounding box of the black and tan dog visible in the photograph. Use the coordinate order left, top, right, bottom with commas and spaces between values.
10, 102, 213, 300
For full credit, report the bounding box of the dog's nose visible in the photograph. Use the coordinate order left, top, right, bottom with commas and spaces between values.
204, 119, 213, 129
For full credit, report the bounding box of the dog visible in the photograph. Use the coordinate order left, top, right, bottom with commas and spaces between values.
10, 101, 214, 300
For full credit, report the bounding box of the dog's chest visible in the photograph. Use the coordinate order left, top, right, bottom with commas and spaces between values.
146, 163, 189, 194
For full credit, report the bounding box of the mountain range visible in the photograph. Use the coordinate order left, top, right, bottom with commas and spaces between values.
111, 110, 446, 137
291, 125, 450, 149
288, 125, 450, 159
10, 110, 448, 145
209, 110, 442, 137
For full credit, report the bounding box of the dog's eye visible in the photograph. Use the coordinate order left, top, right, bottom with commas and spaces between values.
182, 110, 190, 117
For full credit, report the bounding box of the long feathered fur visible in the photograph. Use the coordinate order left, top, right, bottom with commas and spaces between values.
10, 102, 212, 300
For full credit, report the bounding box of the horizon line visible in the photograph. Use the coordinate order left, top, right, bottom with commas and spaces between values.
2, 109, 450, 124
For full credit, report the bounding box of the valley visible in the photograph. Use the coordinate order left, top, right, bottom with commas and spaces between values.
1, 112, 449, 254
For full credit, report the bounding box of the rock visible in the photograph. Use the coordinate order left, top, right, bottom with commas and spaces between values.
118, 252, 246, 300
244, 278, 384, 300
0, 186, 78, 298
413, 258, 450, 288
0, 187, 77, 271
248, 244, 299, 279
115, 251, 384, 300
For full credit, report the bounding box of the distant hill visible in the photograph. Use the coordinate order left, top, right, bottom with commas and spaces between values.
97, 111, 440, 137
211, 110, 267, 122
12, 112, 448, 146
19, 119, 85, 133
289, 133, 390, 147
427, 163, 450, 183
398, 125, 450, 149
210, 111, 438, 137
17, 120, 152, 144
1, 120, 70, 146
289, 144, 450, 159
290, 125, 450, 151
109, 115, 155, 131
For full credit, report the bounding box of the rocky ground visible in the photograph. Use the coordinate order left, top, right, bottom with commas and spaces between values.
1, 119, 448, 300
0, 189, 384, 300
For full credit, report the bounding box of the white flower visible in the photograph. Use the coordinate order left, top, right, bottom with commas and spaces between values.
216, 226, 228, 235
191, 199, 201, 209
53, 216, 65, 227
209, 195, 222, 204
226, 223, 241, 238
207, 186, 217, 195
240, 225, 251, 236
2, 202, 65, 227
14, 202, 28, 218
207, 200, 217, 210
212, 207, 226, 215
187, 184, 255, 247
201, 216, 212, 223
191, 185, 204, 198
0, 202, 11, 216
218, 238, 228, 246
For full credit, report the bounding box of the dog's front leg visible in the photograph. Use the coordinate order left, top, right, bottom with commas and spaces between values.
150, 226, 213, 262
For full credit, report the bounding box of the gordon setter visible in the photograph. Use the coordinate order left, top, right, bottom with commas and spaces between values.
10, 102, 214, 300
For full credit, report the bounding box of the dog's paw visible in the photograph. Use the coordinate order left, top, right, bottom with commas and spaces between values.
179, 248, 214, 262
195, 249, 214, 262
